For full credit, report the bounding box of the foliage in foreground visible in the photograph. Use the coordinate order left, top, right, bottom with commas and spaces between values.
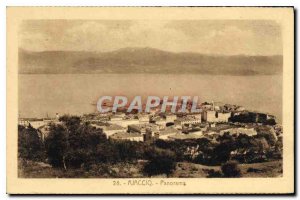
18, 125, 45, 161
18, 115, 282, 177
142, 148, 176, 177
221, 160, 241, 177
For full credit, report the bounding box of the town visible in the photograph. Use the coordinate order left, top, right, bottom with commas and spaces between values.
19, 101, 281, 143
18, 100, 283, 178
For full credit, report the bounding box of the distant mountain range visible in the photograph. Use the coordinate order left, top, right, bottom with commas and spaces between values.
19, 47, 282, 75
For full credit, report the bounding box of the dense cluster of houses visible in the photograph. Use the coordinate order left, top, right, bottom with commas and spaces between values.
18, 102, 279, 143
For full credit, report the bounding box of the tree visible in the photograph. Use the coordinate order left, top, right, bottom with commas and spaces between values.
96, 142, 119, 163
221, 160, 241, 177
45, 124, 68, 168
18, 125, 45, 161
48, 115, 106, 169
274, 137, 283, 154
265, 119, 276, 125
59, 115, 81, 134
256, 126, 277, 146
143, 148, 176, 177
212, 133, 236, 165
206, 169, 223, 178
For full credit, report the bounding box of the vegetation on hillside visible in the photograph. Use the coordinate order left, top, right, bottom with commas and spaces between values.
18, 115, 283, 178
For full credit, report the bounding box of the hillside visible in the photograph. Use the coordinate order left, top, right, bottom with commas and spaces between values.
19, 160, 282, 178
19, 47, 283, 75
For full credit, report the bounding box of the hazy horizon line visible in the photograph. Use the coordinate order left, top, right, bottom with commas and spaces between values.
19, 47, 283, 57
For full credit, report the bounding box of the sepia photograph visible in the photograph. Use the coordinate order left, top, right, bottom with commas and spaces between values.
6, 7, 294, 194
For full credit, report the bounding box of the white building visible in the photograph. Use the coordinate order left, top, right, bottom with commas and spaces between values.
18, 119, 30, 127
202, 110, 231, 123
152, 116, 167, 129
28, 120, 47, 129
187, 113, 202, 120
128, 124, 159, 134
168, 133, 203, 140
102, 124, 126, 138
138, 114, 150, 123
109, 132, 143, 142
164, 114, 177, 123
108, 119, 140, 128
110, 115, 124, 121
174, 116, 201, 128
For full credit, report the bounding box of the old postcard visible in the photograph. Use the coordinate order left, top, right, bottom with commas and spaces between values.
7, 7, 294, 194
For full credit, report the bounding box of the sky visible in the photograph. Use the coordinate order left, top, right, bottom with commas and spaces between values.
19, 20, 282, 55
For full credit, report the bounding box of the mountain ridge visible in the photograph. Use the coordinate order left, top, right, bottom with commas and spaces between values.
19, 47, 283, 75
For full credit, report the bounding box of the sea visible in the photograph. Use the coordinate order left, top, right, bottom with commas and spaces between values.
19, 74, 282, 123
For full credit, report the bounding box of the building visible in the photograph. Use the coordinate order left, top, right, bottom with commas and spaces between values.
18, 119, 30, 127
157, 127, 180, 140
138, 114, 150, 123
187, 113, 202, 120
85, 117, 109, 123
164, 114, 177, 123
152, 116, 167, 130
220, 127, 257, 137
201, 104, 213, 110
202, 110, 231, 123
168, 133, 203, 140
102, 124, 126, 138
109, 132, 143, 142
82, 113, 110, 122
19, 117, 58, 129
128, 124, 159, 134
110, 115, 124, 121
147, 107, 161, 115
108, 119, 140, 128
174, 116, 201, 128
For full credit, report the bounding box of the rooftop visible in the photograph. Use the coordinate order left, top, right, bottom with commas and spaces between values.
168, 133, 203, 140
176, 116, 199, 121
110, 132, 142, 139
105, 124, 125, 130
159, 127, 180, 135
129, 123, 158, 129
